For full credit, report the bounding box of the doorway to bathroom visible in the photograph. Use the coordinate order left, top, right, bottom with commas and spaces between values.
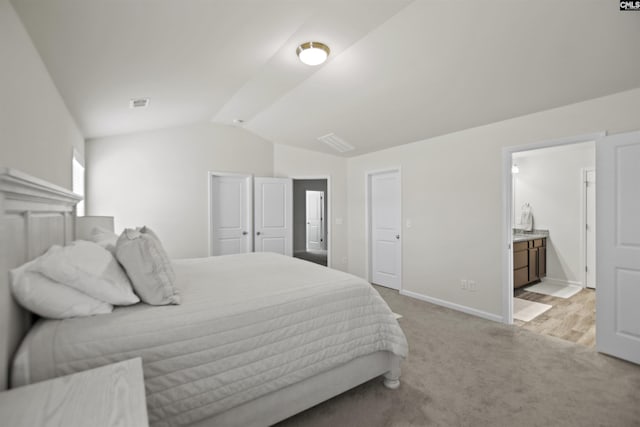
292, 178, 329, 266
504, 135, 598, 347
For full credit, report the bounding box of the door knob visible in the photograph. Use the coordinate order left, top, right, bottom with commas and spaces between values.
256, 231, 261, 236
242, 231, 248, 235
396, 234, 400, 240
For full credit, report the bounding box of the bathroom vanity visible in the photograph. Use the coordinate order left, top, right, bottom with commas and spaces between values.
513, 233, 547, 288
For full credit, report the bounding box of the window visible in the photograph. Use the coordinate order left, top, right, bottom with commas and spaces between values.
72, 149, 85, 217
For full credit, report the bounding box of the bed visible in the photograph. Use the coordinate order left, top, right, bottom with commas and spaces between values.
0, 168, 408, 427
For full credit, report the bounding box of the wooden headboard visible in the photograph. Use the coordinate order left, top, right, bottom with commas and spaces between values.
0, 168, 81, 390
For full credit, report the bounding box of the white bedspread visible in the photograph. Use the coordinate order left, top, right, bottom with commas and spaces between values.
12, 253, 408, 426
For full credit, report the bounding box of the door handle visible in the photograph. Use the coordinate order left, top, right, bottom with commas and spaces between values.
256, 231, 261, 236
242, 231, 248, 235
396, 234, 400, 240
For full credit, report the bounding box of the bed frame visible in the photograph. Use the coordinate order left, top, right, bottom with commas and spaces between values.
0, 169, 81, 391
0, 168, 402, 425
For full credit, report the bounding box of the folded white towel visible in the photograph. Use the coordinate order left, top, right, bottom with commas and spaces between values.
520, 203, 533, 231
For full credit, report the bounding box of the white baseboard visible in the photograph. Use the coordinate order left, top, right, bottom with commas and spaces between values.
541, 277, 584, 288
399, 289, 504, 323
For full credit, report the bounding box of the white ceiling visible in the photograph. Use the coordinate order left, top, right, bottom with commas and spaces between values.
11, 0, 640, 156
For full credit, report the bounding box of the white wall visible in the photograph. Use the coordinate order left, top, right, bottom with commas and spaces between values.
0, 0, 84, 189
513, 142, 595, 286
347, 88, 640, 320
86, 123, 273, 258
273, 144, 348, 272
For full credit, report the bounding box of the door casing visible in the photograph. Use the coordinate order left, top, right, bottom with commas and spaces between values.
582, 168, 596, 289
292, 176, 332, 267
501, 132, 605, 324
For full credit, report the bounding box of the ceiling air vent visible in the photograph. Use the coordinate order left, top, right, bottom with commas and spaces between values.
129, 98, 150, 109
317, 133, 355, 153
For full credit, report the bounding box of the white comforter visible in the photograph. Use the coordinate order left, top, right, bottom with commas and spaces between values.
13, 253, 408, 426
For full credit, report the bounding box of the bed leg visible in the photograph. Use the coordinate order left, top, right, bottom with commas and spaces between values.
383, 355, 401, 390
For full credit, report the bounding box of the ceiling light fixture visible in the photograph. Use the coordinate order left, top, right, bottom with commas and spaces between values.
296, 42, 330, 66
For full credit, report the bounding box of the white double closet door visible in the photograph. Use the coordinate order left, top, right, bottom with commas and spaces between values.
210, 175, 292, 257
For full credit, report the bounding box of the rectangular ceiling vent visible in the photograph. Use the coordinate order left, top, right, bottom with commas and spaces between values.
129, 98, 150, 109
317, 133, 355, 153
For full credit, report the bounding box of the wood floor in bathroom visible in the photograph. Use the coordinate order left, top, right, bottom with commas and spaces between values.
514, 287, 596, 348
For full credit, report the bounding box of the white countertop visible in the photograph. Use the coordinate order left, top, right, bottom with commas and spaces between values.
513, 233, 548, 243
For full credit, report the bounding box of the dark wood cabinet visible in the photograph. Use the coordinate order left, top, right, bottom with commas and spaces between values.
528, 248, 539, 282
513, 237, 546, 288
538, 246, 546, 278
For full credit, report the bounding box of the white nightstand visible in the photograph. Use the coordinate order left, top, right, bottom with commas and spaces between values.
0, 358, 148, 427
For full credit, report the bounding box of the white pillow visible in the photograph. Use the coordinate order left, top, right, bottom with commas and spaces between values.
10, 260, 113, 319
88, 226, 118, 254
116, 226, 180, 306
33, 240, 140, 306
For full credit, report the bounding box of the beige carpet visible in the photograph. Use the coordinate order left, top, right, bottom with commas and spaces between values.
277, 286, 640, 427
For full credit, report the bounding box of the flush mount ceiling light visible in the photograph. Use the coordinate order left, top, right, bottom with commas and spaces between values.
296, 42, 330, 66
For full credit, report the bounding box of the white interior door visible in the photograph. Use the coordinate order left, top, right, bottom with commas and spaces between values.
369, 170, 401, 290
585, 169, 596, 289
596, 131, 640, 364
254, 177, 292, 256
210, 175, 251, 255
306, 191, 324, 251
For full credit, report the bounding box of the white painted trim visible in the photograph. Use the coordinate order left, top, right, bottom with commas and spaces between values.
581, 167, 595, 289
207, 171, 253, 256
365, 167, 402, 291
502, 150, 514, 324
580, 168, 588, 289
0, 168, 82, 209
400, 289, 503, 323
290, 176, 332, 268
501, 131, 606, 325
505, 132, 606, 153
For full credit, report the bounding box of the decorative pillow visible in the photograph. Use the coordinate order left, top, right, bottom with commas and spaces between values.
115, 226, 180, 305
33, 240, 140, 306
10, 260, 113, 319
88, 226, 118, 254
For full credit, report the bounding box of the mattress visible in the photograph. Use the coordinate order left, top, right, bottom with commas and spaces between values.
12, 252, 408, 427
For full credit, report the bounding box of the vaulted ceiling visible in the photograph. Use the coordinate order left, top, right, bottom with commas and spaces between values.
11, 0, 640, 156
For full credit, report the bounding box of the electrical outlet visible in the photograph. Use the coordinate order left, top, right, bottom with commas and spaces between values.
461, 279, 478, 291
468, 280, 477, 292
